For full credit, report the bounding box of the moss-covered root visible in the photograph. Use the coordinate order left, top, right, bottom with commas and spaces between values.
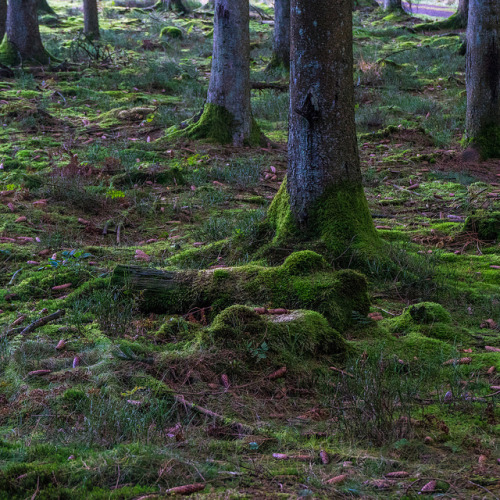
168, 103, 264, 146
0, 39, 52, 66
465, 125, 500, 160
463, 211, 500, 241
268, 178, 382, 263
413, 12, 466, 32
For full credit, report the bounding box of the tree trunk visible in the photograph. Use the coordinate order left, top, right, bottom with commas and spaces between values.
154, 0, 190, 13
83, 0, 100, 39
465, 0, 500, 159
37, 0, 56, 15
0, 0, 49, 65
170, 0, 260, 146
0, 0, 6, 43
268, 0, 379, 259
383, 0, 402, 11
270, 0, 290, 69
457, 0, 469, 26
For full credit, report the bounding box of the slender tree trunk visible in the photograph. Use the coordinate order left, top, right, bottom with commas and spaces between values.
270, 0, 290, 69
0, 0, 6, 43
383, 0, 402, 11
0, 0, 49, 65
457, 0, 469, 26
38, 0, 56, 15
269, 0, 379, 258
83, 0, 100, 39
465, 0, 500, 159
170, 0, 261, 146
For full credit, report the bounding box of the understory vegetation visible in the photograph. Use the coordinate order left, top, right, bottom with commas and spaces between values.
0, 0, 499, 498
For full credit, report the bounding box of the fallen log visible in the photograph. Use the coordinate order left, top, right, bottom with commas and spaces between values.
111, 251, 370, 330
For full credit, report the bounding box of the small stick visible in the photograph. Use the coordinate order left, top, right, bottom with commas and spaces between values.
116, 223, 122, 244
19, 310, 65, 336
329, 366, 354, 378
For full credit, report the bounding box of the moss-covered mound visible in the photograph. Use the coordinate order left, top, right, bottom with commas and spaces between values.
205, 305, 347, 362
463, 211, 500, 241
113, 251, 370, 330
385, 302, 467, 342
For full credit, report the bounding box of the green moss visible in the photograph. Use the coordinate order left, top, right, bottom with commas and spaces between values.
160, 26, 183, 39
268, 178, 382, 262
206, 305, 347, 362
463, 211, 500, 241
114, 251, 370, 329
0, 40, 53, 66
386, 302, 468, 343
470, 124, 500, 159
168, 103, 263, 146
155, 315, 199, 341
414, 12, 466, 32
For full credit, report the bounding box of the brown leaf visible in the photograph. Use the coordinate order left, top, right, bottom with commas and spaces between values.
384, 471, 409, 478
421, 480, 436, 492
319, 450, 329, 464
27, 370, 52, 377
326, 474, 347, 485
487, 366, 496, 374
268, 366, 287, 380
164, 483, 205, 495
15, 216, 27, 223
485, 346, 500, 352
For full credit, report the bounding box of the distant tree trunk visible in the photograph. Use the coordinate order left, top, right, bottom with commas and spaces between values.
37, 0, 56, 14
170, 0, 261, 146
0, 0, 49, 65
0, 0, 6, 42
83, 0, 100, 39
383, 0, 402, 11
270, 0, 290, 69
457, 0, 469, 26
268, 0, 379, 259
154, 0, 190, 14
465, 0, 500, 159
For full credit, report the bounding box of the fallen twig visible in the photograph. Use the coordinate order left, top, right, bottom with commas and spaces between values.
19, 310, 66, 337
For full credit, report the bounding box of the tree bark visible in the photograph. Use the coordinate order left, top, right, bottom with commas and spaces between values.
37, 0, 56, 15
170, 0, 260, 146
270, 0, 290, 69
457, 0, 469, 26
83, 0, 100, 39
383, 0, 402, 11
268, 0, 379, 259
465, 0, 500, 159
0, 0, 49, 65
0, 0, 6, 43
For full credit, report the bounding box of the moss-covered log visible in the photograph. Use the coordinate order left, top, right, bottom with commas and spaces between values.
112, 251, 370, 330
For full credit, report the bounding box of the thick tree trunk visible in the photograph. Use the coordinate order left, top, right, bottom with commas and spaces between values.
268, 0, 379, 259
37, 0, 56, 15
83, 0, 100, 39
0, 0, 49, 65
270, 0, 290, 69
170, 0, 260, 146
383, 0, 402, 11
0, 0, 6, 43
465, 0, 500, 159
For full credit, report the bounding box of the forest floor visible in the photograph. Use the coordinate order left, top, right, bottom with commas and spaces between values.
0, 1, 499, 498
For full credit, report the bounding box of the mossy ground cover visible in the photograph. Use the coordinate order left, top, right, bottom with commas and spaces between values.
0, 1, 499, 497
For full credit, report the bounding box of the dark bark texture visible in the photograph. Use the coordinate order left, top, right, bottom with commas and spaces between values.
37, 0, 56, 14
288, 0, 361, 225
0, 0, 49, 65
466, 0, 500, 158
271, 0, 290, 69
0, 0, 6, 43
206, 0, 253, 145
83, 0, 100, 39
458, 0, 469, 25
269, 0, 379, 258
383, 0, 402, 11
